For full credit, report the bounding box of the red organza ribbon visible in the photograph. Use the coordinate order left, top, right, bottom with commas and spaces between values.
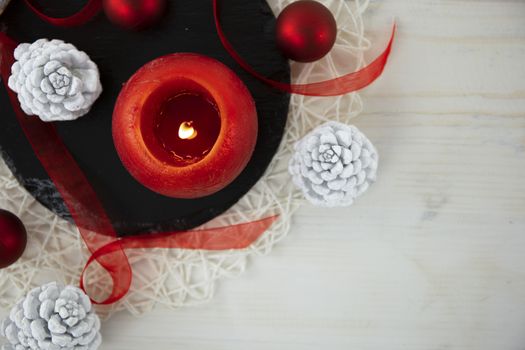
0, 32, 277, 305
22, 0, 394, 96
80, 216, 278, 302
24, 0, 102, 27
213, 0, 396, 96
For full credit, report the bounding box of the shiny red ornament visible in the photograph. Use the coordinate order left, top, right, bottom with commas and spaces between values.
275, 0, 337, 63
0, 209, 27, 269
103, 0, 166, 30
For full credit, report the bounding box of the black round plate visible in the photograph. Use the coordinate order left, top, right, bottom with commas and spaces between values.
0, 0, 290, 236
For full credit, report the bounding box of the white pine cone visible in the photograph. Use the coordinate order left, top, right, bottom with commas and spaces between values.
7, 39, 102, 122
0, 0, 11, 15
289, 121, 378, 207
1, 282, 102, 350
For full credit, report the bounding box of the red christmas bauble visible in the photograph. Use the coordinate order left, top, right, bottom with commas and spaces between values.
103, 0, 167, 30
0, 209, 27, 269
275, 0, 337, 63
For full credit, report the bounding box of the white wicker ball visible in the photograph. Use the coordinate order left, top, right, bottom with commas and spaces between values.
289, 121, 378, 207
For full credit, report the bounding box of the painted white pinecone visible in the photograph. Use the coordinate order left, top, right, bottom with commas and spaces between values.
0, 282, 101, 350
0, 0, 11, 15
7, 39, 102, 122
289, 121, 378, 207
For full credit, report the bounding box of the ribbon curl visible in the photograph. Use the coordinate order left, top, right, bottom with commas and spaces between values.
24, 0, 103, 27
80, 216, 277, 303
1, 32, 277, 305
213, 0, 396, 96
23, 0, 395, 97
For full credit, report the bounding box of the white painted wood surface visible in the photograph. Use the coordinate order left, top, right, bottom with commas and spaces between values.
2, 0, 525, 349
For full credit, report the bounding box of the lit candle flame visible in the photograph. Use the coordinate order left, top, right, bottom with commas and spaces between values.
178, 121, 197, 140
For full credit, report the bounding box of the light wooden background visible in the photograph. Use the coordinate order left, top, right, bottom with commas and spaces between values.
2, 0, 525, 349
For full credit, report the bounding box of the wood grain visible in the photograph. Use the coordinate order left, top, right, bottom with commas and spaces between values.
1, 0, 524, 349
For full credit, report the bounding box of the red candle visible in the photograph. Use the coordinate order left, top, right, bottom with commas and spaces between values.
113, 53, 258, 199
